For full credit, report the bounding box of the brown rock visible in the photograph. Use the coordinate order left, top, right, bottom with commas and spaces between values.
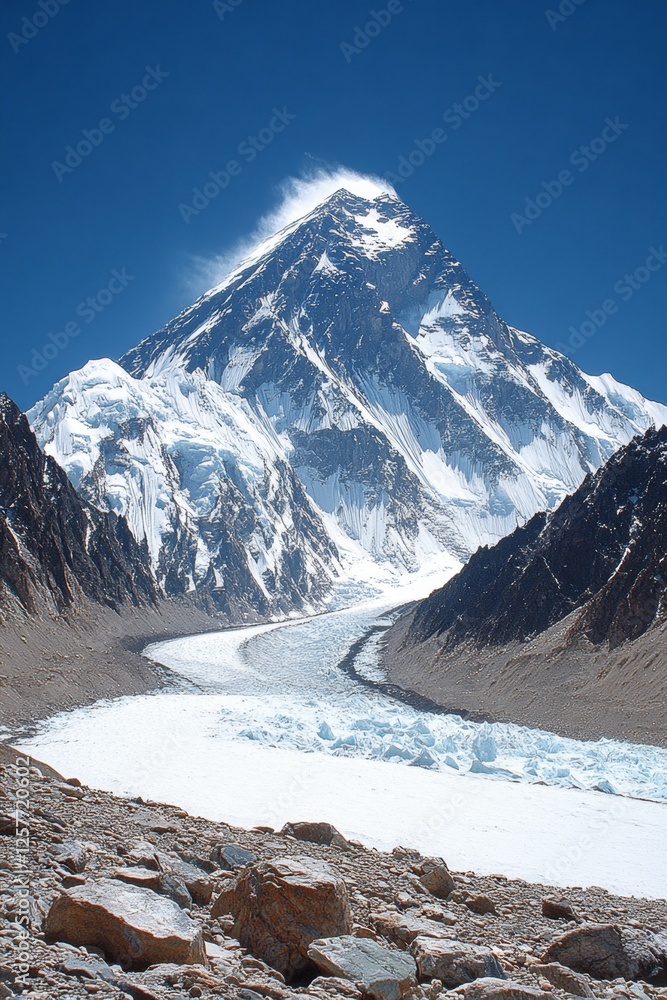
465, 895, 497, 916
458, 977, 550, 1000
532, 962, 594, 997
541, 923, 667, 981
44, 878, 206, 970
281, 821, 348, 847
410, 936, 506, 987
372, 911, 452, 948
541, 897, 578, 921
226, 856, 352, 979
309, 975, 363, 998
419, 863, 455, 899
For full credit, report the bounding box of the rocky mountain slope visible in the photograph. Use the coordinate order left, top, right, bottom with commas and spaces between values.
382, 426, 667, 745
0, 393, 156, 622
0, 394, 226, 732
29, 187, 667, 612
2, 747, 666, 999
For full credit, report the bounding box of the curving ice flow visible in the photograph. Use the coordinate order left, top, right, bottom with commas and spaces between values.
15, 590, 667, 899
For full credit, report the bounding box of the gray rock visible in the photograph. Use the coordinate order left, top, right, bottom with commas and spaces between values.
156, 851, 213, 905
210, 843, 257, 870
308, 935, 417, 1000
410, 936, 506, 986
281, 821, 347, 847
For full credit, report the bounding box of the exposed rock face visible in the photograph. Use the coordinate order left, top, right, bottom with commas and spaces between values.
308, 935, 417, 1000
541, 923, 667, 982
410, 936, 506, 987
0, 393, 157, 623
215, 856, 352, 979
44, 878, 206, 969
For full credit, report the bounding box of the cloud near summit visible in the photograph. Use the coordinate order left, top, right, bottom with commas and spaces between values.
187, 167, 398, 297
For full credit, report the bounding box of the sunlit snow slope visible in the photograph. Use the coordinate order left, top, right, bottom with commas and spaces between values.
29, 188, 667, 611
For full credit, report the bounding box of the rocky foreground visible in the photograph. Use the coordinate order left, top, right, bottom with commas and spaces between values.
1, 747, 666, 1000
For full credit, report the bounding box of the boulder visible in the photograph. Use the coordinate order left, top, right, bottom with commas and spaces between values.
225, 856, 352, 979
541, 897, 578, 921
156, 852, 213, 905
44, 878, 206, 970
308, 935, 417, 1000
532, 962, 594, 997
309, 975, 363, 998
410, 936, 506, 986
465, 895, 497, 916
125, 840, 160, 870
113, 866, 192, 909
458, 978, 549, 1000
372, 911, 453, 948
210, 843, 257, 871
419, 863, 455, 899
281, 821, 347, 847
541, 923, 667, 981
52, 840, 88, 874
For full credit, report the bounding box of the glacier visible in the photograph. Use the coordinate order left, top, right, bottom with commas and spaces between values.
28, 188, 667, 610
16, 595, 667, 898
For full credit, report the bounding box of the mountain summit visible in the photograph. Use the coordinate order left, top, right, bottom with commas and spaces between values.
29, 188, 667, 610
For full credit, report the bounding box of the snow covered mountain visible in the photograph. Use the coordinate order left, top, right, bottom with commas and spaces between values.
29, 186, 667, 612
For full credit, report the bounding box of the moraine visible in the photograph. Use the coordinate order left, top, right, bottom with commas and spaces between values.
15, 586, 667, 901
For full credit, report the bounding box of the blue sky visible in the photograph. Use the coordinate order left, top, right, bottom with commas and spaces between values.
2, 0, 666, 410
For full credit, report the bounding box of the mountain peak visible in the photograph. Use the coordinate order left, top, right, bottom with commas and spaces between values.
30, 189, 667, 613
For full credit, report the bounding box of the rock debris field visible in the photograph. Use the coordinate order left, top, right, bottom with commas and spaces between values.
1, 747, 666, 1000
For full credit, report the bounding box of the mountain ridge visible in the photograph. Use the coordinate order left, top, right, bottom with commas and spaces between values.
381, 424, 667, 745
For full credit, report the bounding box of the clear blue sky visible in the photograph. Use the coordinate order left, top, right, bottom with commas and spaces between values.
2, 0, 666, 410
